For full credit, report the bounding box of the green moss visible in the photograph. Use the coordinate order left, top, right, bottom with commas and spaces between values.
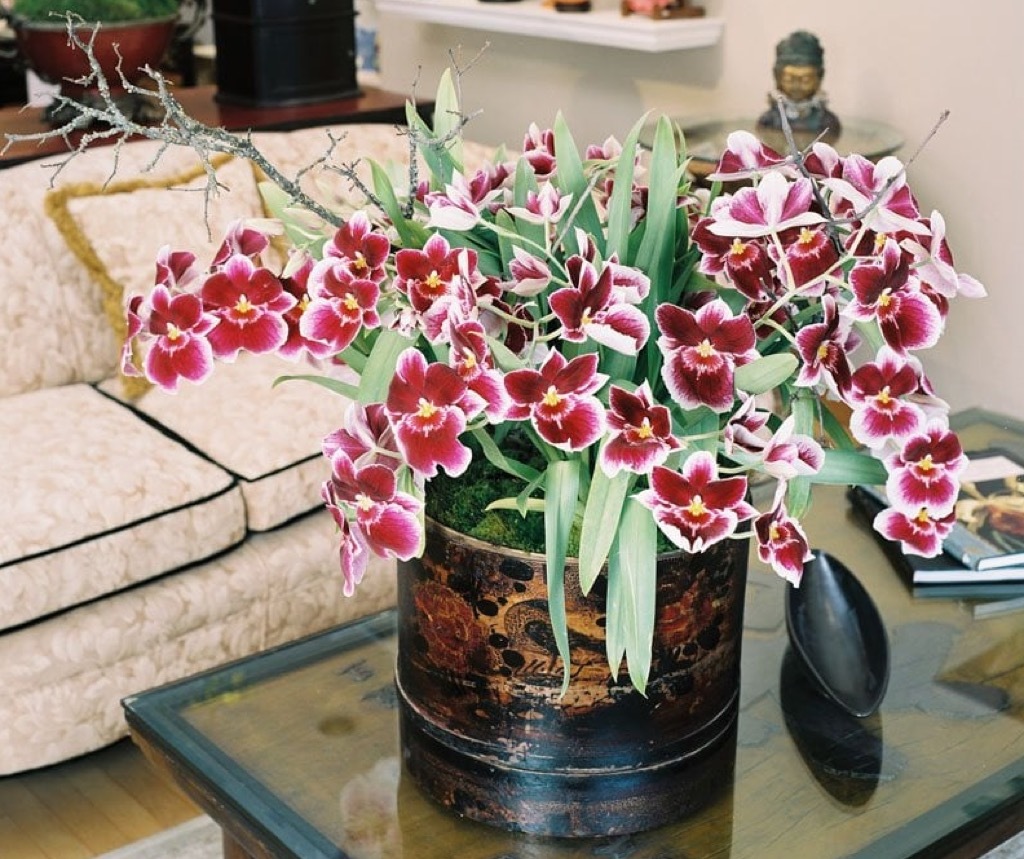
425, 434, 549, 553
13, 0, 179, 23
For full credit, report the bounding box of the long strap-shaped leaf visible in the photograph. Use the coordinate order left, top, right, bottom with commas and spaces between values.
606, 498, 658, 694
553, 113, 604, 258
544, 459, 580, 696
605, 115, 646, 262
578, 461, 632, 595
358, 329, 412, 405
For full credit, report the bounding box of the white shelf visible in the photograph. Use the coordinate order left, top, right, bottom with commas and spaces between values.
375, 0, 724, 53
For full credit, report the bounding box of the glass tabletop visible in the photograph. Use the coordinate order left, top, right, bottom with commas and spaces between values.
124, 409, 1024, 859
640, 115, 905, 179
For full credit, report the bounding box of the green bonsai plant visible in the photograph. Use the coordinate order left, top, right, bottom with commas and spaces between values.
11, 0, 179, 23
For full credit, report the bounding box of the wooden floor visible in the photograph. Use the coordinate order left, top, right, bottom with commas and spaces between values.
0, 739, 200, 858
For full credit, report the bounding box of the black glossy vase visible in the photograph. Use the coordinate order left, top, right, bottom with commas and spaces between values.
396, 521, 747, 837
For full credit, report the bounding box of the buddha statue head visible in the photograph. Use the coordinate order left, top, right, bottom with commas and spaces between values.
773, 30, 826, 104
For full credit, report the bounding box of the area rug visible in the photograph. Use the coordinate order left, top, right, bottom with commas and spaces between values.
96, 816, 220, 859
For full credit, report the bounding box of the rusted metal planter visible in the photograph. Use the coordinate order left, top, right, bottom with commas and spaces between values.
395, 520, 747, 838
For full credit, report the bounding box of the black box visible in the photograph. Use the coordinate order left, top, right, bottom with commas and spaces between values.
211, 0, 360, 107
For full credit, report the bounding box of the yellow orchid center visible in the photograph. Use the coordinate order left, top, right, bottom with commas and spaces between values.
769, 522, 782, 542
696, 339, 716, 359
816, 343, 830, 360
343, 293, 360, 311
166, 323, 182, 341
798, 227, 816, 245
878, 290, 893, 308
874, 233, 887, 253
299, 294, 311, 312
636, 418, 654, 440
417, 398, 438, 419
686, 495, 708, 518
234, 294, 254, 315
355, 493, 374, 512
730, 237, 746, 256
424, 271, 443, 292
914, 507, 932, 525
352, 252, 368, 272
462, 349, 478, 370
876, 386, 892, 405
917, 454, 935, 473
543, 385, 562, 407
581, 311, 593, 326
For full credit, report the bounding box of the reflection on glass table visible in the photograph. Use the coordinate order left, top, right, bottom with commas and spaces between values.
121, 412, 1024, 859
640, 115, 904, 181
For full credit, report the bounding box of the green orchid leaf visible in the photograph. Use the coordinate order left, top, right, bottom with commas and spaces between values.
606, 115, 646, 263
553, 113, 604, 257
271, 373, 359, 400
357, 328, 412, 405
819, 404, 858, 451
578, 463, 632, 595
471, 428, 542, 484
370, 160, 421, 248
813, 449, 888, 485
635, 116, 681, 301
786, 396, 816, 519
544, 460, 581, 696
431, 68, 464, 170
609, 498, 657, 694
734, 353, 799, 395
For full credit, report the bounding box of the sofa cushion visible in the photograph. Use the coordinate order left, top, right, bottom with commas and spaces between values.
0, 384, 247, 631
98, 353, 354, 531
0, 144, 262, 399
0, 508, 397, 775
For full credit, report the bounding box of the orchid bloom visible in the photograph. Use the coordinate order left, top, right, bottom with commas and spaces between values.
504, 351, 607, 452
656, 299, 758, 413
599, 382, 681, 477
754, 494, 813, 585
154, 245, 201, 291
199, 255, 296, 360
794, 294, 857, 395
301, 258, 381, 353
323, 211, 391, 283
386, 348, 473, 479
322, 401, 400, 471
874, 503, 957, 557
448, 320, 510, 423
522, 122, 556, 177
706, 172, 824, 239
506, 182, 572, 225
123, 286, 217, 391
884, 420, 966, 517
507, 246, 552, 296
707, 130, 787, 182
823, 154, 928, 236
846, 237, 943, 355
902, 211, 987, 300
277, 252, 335, 361
760, 416, 825, 481
321, 451, 422, 595
548, 256, 650, 354
211, 220, 274, 267
848, 347, 927, 449
637, 451, 757, 553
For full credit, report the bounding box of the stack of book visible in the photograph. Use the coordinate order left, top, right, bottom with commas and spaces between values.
848, 445, 1024, 615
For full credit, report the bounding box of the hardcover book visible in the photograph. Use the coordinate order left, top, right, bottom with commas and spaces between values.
847, 485, 1024, 597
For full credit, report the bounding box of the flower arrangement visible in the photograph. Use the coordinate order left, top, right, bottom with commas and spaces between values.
121, 71, 983, 691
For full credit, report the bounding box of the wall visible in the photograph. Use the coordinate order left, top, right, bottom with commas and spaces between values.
377, 0, 1024, 419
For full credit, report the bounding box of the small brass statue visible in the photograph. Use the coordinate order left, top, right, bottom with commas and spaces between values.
757, 30, 841, 143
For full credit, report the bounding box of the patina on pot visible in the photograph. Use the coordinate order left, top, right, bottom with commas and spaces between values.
395, 519, 747, 838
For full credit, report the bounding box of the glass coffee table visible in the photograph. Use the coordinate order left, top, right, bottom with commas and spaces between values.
123, 411, 1024, 859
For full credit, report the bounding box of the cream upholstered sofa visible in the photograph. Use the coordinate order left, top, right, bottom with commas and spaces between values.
0, 123, 431, 775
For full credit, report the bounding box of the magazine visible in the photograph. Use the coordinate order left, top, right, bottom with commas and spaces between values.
945, 448, 1024, 570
